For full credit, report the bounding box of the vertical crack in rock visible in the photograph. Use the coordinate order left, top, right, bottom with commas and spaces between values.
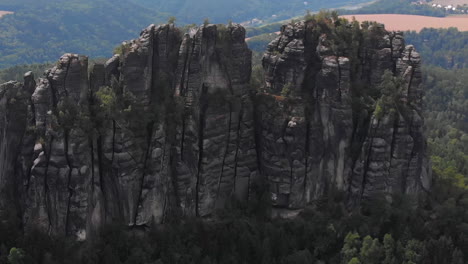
64, 131, 73, 235
336, 57, 343, 102
133, 121, 154, 225
96, 134, 107, 221
22, 74, 38, 192
281, 118, 293, 200
303, 121, 310, 201
62, 58, 72, 97
89, 138, 95, 200
217, 102, 232, 201
180, 117, 186, 161
360, 118, 379, 200
43, 137, 54, 233
233, 100, 244, 198
407, 65, 415, 106
111, 120, 116, 164
195, 85, 207, 217
387, 114, 399, 189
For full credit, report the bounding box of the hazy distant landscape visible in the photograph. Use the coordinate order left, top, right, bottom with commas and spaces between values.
0, 0, 372, 68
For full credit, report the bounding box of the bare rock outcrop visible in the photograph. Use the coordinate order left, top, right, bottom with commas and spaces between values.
259, 20, 430, 210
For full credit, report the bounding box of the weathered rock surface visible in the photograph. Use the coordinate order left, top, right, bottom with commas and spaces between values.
259, 21, 430, 209
0, 20, 431, 239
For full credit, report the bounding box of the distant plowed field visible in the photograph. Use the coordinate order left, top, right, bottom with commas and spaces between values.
431, 0, 468, 5
341, 14, 468, 32
0, 11, 13, 18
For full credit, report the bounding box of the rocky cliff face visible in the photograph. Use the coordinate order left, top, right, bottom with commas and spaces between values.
0, 19, 431, 239
259, 20, 430, 210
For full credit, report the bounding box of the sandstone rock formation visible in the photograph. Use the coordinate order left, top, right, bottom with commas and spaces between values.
259, 21, 430, 209
0, 19, 431, 240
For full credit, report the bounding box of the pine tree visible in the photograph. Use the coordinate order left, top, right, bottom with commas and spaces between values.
402, 239, 424, 264
348, 257, 361, 264
382, 234, 397, 264
8, 248, 25, 264
360, 236, 383, 264
341, 232, 361, 264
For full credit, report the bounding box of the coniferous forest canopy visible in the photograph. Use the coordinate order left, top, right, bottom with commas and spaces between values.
0, 1, 468, 263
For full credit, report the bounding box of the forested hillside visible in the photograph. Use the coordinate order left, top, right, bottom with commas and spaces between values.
131, 0, 369, 23
0, 0, 165, 68
405, 28, 468, 69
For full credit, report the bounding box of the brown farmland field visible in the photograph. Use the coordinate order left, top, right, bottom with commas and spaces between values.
341, 14, 468, 32
430, 0, 468, 5
0, 11, 13, 18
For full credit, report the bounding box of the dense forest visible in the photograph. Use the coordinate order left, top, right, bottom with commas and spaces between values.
405, 28, 468, 69
424, 66, 468, 188
0, 12, 467, 264
0, 0, 167, 68
1, 174, 467, 263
